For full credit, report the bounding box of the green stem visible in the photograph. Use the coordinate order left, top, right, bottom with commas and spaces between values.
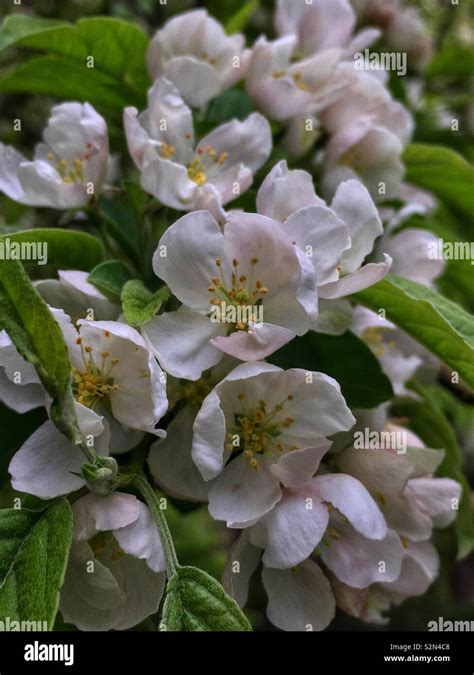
134, 475, 179, 577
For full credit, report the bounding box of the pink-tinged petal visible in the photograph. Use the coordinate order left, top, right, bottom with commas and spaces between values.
72, 492, 141, 542
192, 182, 227, 224
148, 405, 210, 502
164, 56, 221, 108
256, 160, 324, 223
311, 473, 387, 539
262, 559, 335, 631
331, 179, 383, 274
337, 445, 414, 499
383, 492, 433, 541
384, 540, 439, 597
320, 519, 404, 587
223, 211, 314, 333
250, 486, 329, 568
222, 530, 261, 607
405, 477, 462, 527
270, 441, 331, 489
9, 421, 86, 498
318, 255, 392, 299
208, 454, 282, 526
153, 210, 226, 311
192, 390, 227, 481
346, 27, 382, 55
211, 323, 295, 361
284, 205, 350, 285
199, 112, 272, 175
114, 501, 166, 573
143, 310, 225, 381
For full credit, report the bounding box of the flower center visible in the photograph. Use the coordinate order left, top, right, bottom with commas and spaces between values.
88, 531, 126, 562
187, 145, 228, 186
208, 257, 268, 331
47, 143, 93, 184
227, 393, 297, 471
72, 332, 121, 409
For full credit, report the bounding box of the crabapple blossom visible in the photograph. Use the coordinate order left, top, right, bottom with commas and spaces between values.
245, 35, 346, 121
256, 161, 392, 319
275, 0, 381, 58
146, 9, 251, 108
143, 209, 318, 379
337, 425, 462, 542
320, 65, 413, 200
0, 102, 109, 209
58, 313, 168, 443
191, 361, 355, 526
60, 492, 166, 631
124, 77, 271, 222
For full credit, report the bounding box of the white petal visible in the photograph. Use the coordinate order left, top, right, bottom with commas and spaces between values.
9, 421, 87, 499
256, 160, 324, 223
208, 454, 282, 527
222, 530, 261, 607
311, 473, 387, 539
114, 502, 166, 572
262, 559, 335, 631
153, 210, 226, 311
318, 255, 392, 299
72, 492, 141, 542
251, 487, 329, 568
148, 405, 210, 502
143, 309, 225, 381
331, 180, 383, 273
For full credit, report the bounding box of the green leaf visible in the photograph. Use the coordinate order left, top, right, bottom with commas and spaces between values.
427, 43, 474, 77
0, 16, 149, 118
99, 194, 141, 263
0, 500, 73, 629
353, 276, 474, 389
207, 89, 254, 124
121, 280, 170, 326
88, 261, 132, 299
0, 260, 72, 399
161, 566, 251, 632
392, 383, 474, 559
1, 228, 104, 272
225, 0, 259, 34
269, 331, 393, 409
403, 144, 474, 221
